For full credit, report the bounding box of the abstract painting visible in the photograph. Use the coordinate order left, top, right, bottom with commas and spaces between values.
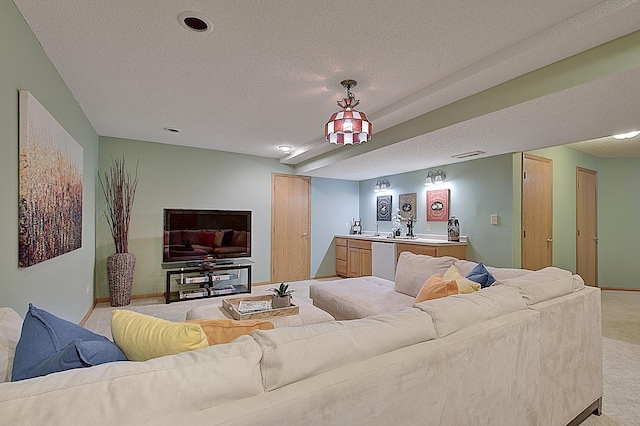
18, 90, 83, 267
426, 189, 449, 222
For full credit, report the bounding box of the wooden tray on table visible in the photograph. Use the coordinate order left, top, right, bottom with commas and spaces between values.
222, 294, 299, 321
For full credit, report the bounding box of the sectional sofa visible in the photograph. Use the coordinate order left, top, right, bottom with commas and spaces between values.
0, 253, 601, 425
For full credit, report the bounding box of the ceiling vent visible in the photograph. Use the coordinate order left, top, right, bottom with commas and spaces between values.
452, 150, 485, 159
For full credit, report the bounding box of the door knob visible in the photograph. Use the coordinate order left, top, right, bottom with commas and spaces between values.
546, 238, 553, 243
303, 233, 308, 237
591, 236, 599, 241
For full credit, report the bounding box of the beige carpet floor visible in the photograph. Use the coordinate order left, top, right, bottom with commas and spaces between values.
83, 280, 317, 340
84, 285, 639, 425
582, 290, 640, 426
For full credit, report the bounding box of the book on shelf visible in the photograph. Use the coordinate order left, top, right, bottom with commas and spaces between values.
237, 300, 272, 314
180, 275, 210, 285
210, 274, 235, 282
209, 285, 238, 296
179, 288, 209, 300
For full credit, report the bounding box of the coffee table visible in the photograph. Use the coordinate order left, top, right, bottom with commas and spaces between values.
185, 296, 334, 327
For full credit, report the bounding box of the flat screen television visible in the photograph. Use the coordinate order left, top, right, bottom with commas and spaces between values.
163, 209, 251, 263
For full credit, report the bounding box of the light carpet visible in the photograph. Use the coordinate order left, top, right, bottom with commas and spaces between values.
83, 285, 639, 425
83, 280, 316, 339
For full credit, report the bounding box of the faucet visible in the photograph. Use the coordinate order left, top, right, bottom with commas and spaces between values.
406, 216, 414, 238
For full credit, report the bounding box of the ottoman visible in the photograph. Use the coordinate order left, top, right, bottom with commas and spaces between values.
186, 297, 335, 328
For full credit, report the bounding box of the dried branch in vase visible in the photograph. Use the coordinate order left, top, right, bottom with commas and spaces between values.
99, 157, 139, 254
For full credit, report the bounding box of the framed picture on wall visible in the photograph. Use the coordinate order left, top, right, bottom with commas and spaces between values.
18, 90, 83, 268
398, 193, 416, 220
426, 189, 449, 222
377, 195, 392, 221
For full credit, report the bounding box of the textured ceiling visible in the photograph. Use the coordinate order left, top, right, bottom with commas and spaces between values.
13, 0, 640, 180
567, 134, 640, 158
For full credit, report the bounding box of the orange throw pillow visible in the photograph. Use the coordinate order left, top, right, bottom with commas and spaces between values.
183, 319, 274, 346
415, 274, 459, 303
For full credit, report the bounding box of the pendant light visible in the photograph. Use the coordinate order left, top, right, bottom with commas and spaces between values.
324, 80, 372, 145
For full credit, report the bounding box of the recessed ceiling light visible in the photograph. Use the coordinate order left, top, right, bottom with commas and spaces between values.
177, 11, 213, 34
164, 127, 181, 133
612, 130, 640, 140
278, 145, 293, 153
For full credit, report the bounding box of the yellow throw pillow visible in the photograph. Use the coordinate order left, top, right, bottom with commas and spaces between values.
415, 274, 459, 303
111, 310, 208, 361
213, 231, 225, 248
443, 265, 481, 294
184, 319, 274, 346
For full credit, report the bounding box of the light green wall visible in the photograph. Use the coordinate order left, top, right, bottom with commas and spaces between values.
0, 0, 99, 321
311, 178, 359, 277
521, 145, 640, 290
599, 157, 640, 289
97, 137, 295, 298
358, 154, 515, 267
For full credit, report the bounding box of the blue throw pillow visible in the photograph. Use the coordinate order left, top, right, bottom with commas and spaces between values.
12, 304, 126, 381
466, 263, 496, 288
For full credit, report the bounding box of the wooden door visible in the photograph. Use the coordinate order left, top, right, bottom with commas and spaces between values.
576, 167, 598, 286
522, 154, 553, 270
271, 174, 310, 282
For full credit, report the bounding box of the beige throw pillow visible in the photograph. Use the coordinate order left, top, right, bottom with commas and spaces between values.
394, 252, 457, 298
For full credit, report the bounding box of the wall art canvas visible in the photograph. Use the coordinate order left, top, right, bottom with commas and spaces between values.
398, 193, 417, 221
426, 189, 449, 222
18, 90, 83, 268
376, 195, 392, 221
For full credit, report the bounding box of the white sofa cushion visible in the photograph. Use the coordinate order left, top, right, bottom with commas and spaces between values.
394, 252, 457, 297
495, 267, 573, 305
253, 307, 436, 391
572, 274, 586, 291
309, 276, 414, 320
453, 259, 533, 281
414, 286, 527, 338
0, 336, 264, 424
0, 308, 22, 383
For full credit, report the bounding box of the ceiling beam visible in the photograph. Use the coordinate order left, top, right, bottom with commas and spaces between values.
294, 29, 640, 176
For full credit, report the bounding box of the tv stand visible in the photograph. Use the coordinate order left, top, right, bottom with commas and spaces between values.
164, 260, 253, 304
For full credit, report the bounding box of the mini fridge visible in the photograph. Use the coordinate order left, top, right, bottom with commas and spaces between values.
371, 242, 397, 281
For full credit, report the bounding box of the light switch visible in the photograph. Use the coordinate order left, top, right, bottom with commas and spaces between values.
491, 214, 498, 225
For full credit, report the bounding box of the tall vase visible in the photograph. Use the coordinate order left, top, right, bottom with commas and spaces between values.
107, 252, 136, 307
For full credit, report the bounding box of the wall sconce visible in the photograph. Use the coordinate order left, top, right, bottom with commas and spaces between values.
424, 169, 446, 186
374, 179, 390, 192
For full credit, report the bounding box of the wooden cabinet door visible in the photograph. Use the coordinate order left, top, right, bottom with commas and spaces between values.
335, 238, 348, 277
397, 243, 436, 257
360, 249, 372, 276
345, 239, 372, 277
347, 247, 361, 277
